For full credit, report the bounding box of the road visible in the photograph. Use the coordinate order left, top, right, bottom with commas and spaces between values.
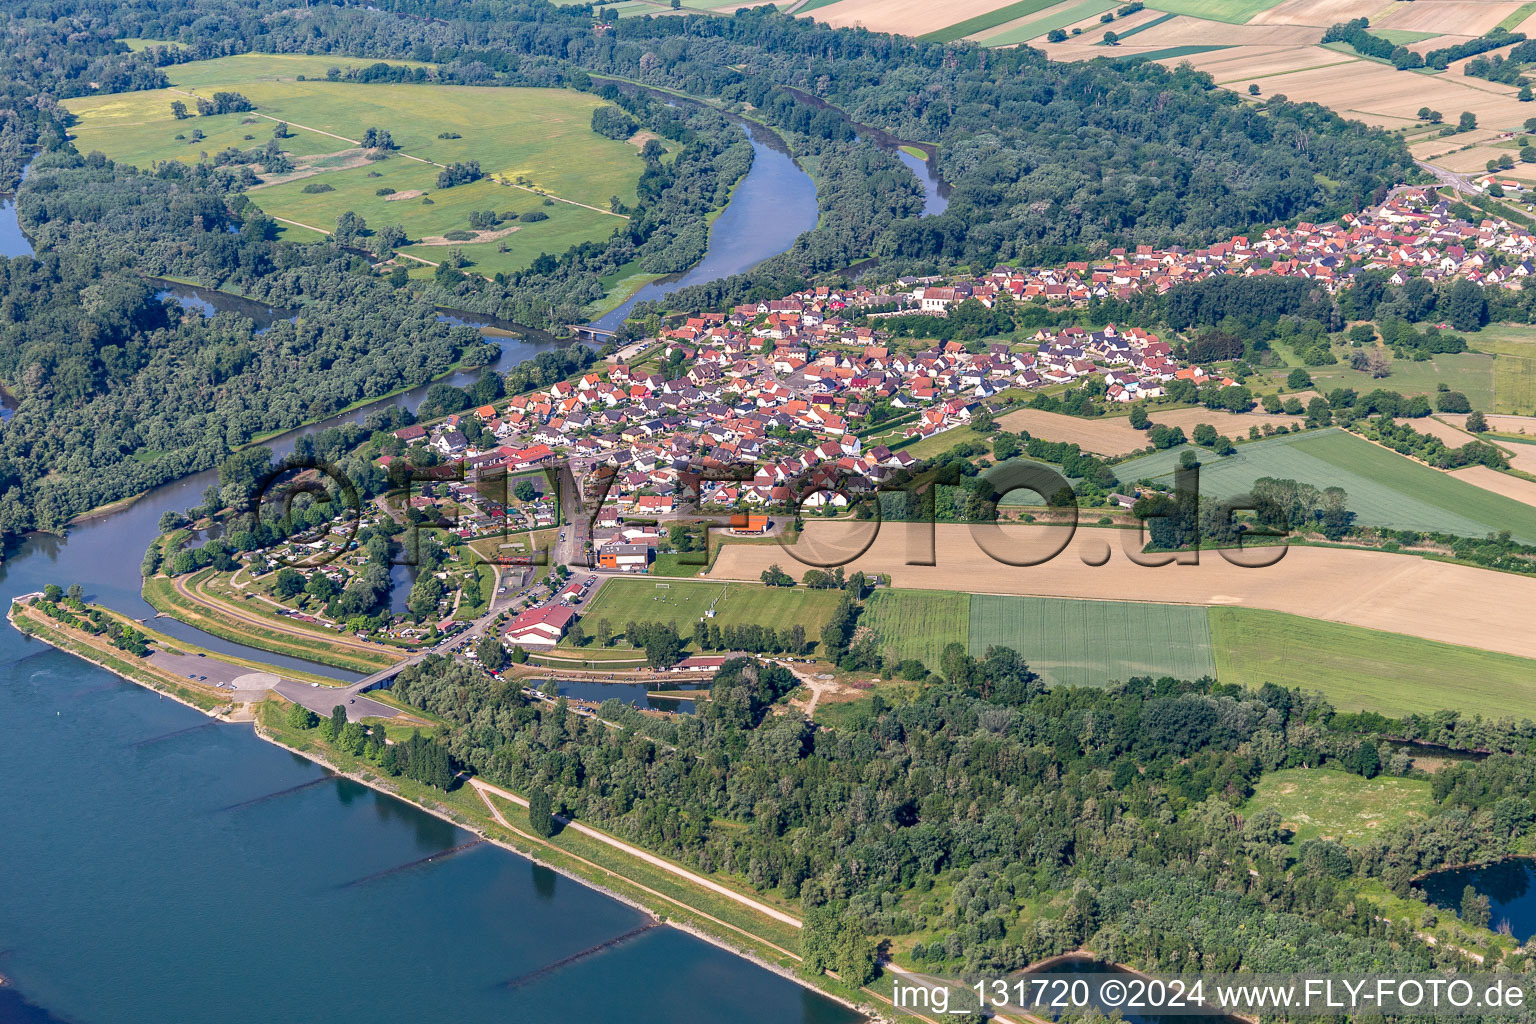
1415, 159, 1477, 194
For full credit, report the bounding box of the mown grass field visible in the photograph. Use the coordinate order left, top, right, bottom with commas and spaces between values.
1211, 607, 1536, 719
1142, 0, 1284, 22
968, 594, 1214, 688
1282, 351, 1495, 412
862, 590, 971, 671
1114, 427, 1536, 543
1242, 769, 1435, 846
62, 54, 646, 276
1472, 323, 1536, 416
576, 578, 845, 642
860, 590, 1214, 686
859, 589, 1536, 717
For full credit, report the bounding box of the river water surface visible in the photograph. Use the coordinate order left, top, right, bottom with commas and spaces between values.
0, 170, 856, 1024
592, 118, 819, 331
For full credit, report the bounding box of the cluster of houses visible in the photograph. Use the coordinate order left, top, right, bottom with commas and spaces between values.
373, 184, 1536, 574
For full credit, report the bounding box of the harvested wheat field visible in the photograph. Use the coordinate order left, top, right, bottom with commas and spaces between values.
1431, 144, 1522, 173
1404, 415, 1478, 446
710, 522, 1536, 659
1209, 46, 1357, 82
1381, 0, 1527, 36
1125, 17, 1323, 45
1448, 412, 1536, 434
808, 0, 1012, 34
1450, 465, 1536, 508
1411, 128, 1506, 161
1149, 406, 1307, 435
1248, 58, 1528, 128
1250, 0, 1388, 25
998, 408, 1147, 454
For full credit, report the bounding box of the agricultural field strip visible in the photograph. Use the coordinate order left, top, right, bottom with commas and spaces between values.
1113, 428, 1536, 543
708, 524, 1536, 662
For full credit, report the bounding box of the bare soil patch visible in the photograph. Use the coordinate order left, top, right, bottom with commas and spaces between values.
1450, 465, 1536, 508
628, 130, 661, 149
709, 522, 1536, 660
383, 189, 425, 201
810, 0, 1019, 34
1250, 0, 1386, 25
997, 408, 1147, 455
413, 225, 520, 246
1384, 0, 1526, 35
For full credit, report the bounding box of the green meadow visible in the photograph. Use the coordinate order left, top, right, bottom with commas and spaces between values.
1242, 769, 1435, 846
62, 54, 650, 275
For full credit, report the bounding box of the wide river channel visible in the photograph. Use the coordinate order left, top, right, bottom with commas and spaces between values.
0, 148, 861, 1023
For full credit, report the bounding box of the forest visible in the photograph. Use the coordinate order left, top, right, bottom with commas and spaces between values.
322, 645, 1536, 998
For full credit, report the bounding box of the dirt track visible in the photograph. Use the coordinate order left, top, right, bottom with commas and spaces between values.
709, 522, 1536, 660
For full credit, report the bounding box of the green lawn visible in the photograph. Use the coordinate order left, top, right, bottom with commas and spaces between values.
1113, 427, 1536, 543
1242, 769, 1435, 846
576, 578, 845, 648
862, 590, 971, 671
62, 54, 648, 276
969, 594, 1214, 688
980, 0, 1119, 45
1211, 607, 1536, 719
1470, 323, 1536, 416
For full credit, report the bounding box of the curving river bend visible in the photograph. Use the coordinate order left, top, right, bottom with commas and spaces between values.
0, 155, 859, 1024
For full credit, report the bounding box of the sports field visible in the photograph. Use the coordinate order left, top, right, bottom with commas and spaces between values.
577, 578, 845, 643
1211, 607, 1536, 719
62, 54, 645, 276
1242, 769, 1435, 846
1113, 427, 1536, 544
862, 589, 971, 671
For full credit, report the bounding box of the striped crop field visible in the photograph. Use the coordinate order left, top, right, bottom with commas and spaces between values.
968, 595, 1215, 688
862, 590, 970, 671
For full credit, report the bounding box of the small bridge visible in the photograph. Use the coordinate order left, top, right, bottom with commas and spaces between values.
566, 324, 619, 342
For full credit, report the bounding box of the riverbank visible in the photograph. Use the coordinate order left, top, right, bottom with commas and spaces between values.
142, 571, 399, 674
10, 596, 909, 1022
8, 597, 229, 716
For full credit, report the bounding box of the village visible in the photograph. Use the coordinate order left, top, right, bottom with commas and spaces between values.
203, 183, 1536, 661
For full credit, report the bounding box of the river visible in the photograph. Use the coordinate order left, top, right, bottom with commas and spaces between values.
591, 118, 819, 332
0, 197, 858, 1024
